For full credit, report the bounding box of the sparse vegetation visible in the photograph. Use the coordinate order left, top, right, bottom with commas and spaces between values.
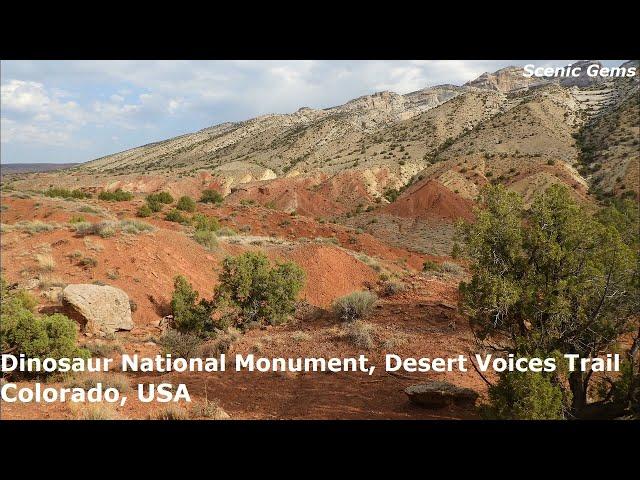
199, 189, 223, 204
215, 252, 305, 328
165, 209, 188, 223
176, 195, 196, 212
459, 184, 639, 419
1, 277, 89, 376
98, 189, 133, 201
342, 320, 375, 349
146, 191, 174, 204
332, 291, 377, 322
45, 187, 91, 199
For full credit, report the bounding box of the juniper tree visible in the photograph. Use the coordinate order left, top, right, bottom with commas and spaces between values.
459, 184, 639, 418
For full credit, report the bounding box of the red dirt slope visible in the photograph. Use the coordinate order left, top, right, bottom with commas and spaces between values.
382, 179, 474, 222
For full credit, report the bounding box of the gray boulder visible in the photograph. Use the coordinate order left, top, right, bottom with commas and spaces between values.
405, 381, 478, 408
62, 284, 134, 335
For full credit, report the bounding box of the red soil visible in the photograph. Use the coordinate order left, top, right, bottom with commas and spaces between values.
383, 179, 474, 222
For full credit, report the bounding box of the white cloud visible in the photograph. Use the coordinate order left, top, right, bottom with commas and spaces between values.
1, 60, 627, 163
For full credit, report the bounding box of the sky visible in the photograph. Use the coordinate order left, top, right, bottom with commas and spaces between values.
0, 60, 626, 164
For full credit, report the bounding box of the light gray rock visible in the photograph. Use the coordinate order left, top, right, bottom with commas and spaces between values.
62, 284, 133, 335
405, 381, 479, 408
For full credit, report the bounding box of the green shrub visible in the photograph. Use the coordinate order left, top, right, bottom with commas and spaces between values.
192, 213, 219, 232
146, 191, 174, 204
200, 189, 223, 204
176, 196, 196, 212
136, 204, 152, 217
0, 277, 89, 374
98, 189, 133, 201
171, 275, 214, 333
165, 209, 188, 223
451, 242, 462, 259
147, 200, 163, 212
215, 252, 305, 327
332, 291, 377, 322
422, 259, 440, 272
194, 230, 218, 250
44, 187, 91, 199
482, 371, 565, 420
69, 215, 86, 224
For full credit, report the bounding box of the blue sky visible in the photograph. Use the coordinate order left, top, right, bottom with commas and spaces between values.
0, 60, 626, 164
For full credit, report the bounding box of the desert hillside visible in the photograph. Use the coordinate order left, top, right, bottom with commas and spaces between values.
1, 60, 638, 420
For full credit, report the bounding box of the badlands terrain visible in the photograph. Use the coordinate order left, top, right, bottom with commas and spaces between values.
1, 60, 638, 419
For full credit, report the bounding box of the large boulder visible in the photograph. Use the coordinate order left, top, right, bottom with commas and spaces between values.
62, 284, 134, 335
405, 381, 479, 408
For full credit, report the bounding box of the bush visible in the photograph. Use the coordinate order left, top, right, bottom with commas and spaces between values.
176, 196, 196, 212
380, 280, 404, 297
451, 242, 462, 259
136, 204, 152, 217
482, 371, 565, 420
0, 277, 89, 374
159, 330, 203, 358
146, 191, 174, 204
193, 230, 218, 250
98, 189, 133, 201
69, 215, 86, 224
215, 252, 305, 327
72, 221, 116, 238
147, 200, 163, 212
149, 405, 189, 420
119, 219, 154, 234
342, 320, 375, 349
165, 209, 188, 223
171, 275, 214, 333
192, 213, 219, 232
217, 227, 236, 237
440, 261, 464, 275
422, 259, 440, 272
44, 187, 91, 199
79, 256, 98, 268
199, 189, 223, 204
332, 291, 377, 322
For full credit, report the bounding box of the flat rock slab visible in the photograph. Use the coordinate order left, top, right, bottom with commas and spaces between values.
405, 381, 479, 409
62, 284, 133, 335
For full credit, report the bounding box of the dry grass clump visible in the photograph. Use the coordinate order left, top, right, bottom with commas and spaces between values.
35, 253, 56, 271
38, 273, 67, 289
291, 330, 312, 343
342, 320, 375, 349
119, 219, 154, 234
149, 405, 189, 420
332, 291, 378, 322
440, 261, 465, 275
195, 328, 241, 357
159, 330, 203, 358
190, 399, 230, 420
71, 404, 121, 420
382, 332, 409, 350
64, 372, 131, 393
380, 280, 405, 297
83, 238, 104, 251
73, 221, 117, 238
14, 220, 58, 234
